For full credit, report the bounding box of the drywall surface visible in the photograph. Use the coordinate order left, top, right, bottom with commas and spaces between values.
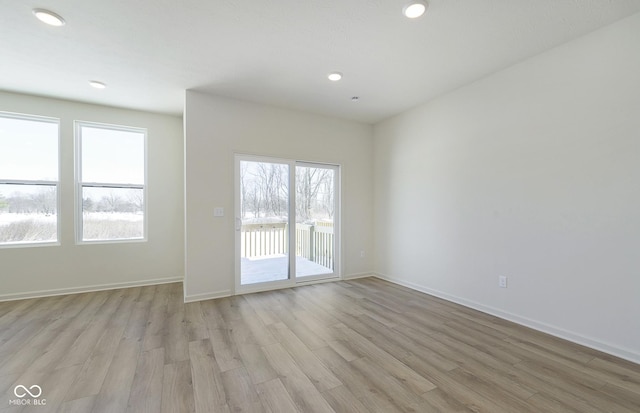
184, 91, 373, 301
0, 91, 184, 299
373, 13, 640, 362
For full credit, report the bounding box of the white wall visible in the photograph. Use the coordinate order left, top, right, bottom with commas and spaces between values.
373, 13, 640, 362
184, 91, 373, 301
0, 91, 184, 300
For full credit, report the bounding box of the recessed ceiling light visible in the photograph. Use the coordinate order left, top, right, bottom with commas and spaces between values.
403, 1, 428, 19
328, 72, 342, 81
89, 80, 106, 89
32, 9, 66, 26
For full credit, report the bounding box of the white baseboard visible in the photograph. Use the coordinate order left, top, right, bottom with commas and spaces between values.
183, 273, 374, 302
342, 272, 375, 280
0, 277, 184, 302
373, 273, 640, 365
184, 289, 232, 303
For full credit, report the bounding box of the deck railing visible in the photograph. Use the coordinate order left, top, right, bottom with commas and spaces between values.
241, 221, 334, 269
295, 222, 334, 269
240, 223, 288, 258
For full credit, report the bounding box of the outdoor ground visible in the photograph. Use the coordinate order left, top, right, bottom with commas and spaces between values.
241, 254, 333, 284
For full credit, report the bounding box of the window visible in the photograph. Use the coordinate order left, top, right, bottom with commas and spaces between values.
76, 122, 146, 242
0, 112, 60, 246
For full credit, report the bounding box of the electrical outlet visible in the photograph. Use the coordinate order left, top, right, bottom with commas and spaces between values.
498, 276, 508, 288
213, 207, 224, 217
360, 251, 365, 258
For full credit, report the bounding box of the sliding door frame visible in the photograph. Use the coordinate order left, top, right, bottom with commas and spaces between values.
294, 161, 340, 284
234, 153, 341, 295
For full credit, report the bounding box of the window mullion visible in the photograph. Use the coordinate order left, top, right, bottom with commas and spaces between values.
80, 182, 144, 189
0, 179, 58, 186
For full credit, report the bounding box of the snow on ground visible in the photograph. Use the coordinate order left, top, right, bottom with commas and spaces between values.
0, 212, 142, 226
0, 213, 57, 226
83, 212, 143, 222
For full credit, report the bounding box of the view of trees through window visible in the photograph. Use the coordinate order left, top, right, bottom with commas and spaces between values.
239, 162, 334, 224
81, 187, 144, 241
0, 113, 59, 245
78, 123, 146, 241
0, 185, 58, 244
296, 166, 334, 223
0, 115, 146, 246
238, 159, 337, 285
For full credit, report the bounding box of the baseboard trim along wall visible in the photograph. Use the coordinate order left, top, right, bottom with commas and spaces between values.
373, 273, 640, 365
184, 289, 232, 303
0, 277, 184, 303
183, 273, 375, 303
342, 272, 376, 280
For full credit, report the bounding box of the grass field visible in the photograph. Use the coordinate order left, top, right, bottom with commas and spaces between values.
0, 213, 143, 243
83, 215, 143, 240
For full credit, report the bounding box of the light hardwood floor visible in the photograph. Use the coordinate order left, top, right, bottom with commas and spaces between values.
1, 277, 639, 412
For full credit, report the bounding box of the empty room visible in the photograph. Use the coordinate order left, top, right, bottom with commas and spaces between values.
1, 1, 639, 412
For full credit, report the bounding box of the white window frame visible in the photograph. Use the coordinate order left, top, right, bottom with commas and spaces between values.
75, 121, 147, 244
0, 111, 60, 248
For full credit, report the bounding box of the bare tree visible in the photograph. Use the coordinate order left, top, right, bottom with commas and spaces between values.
321, 177, 334, 218
33, 187, 57, 215
83, 197, 95, 212
0, 194, 8, 211
128, 190, 144, 212
98, 191, 123, 212
240, 162, 248, 218
296, 167, 332, 221
0, 187, 57, 214
260, 163, 287, 216
247, 162, 288, 218
241, 162, 336, 223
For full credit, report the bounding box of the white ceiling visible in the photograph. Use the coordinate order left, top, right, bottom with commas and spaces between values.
2, 1, 640, 123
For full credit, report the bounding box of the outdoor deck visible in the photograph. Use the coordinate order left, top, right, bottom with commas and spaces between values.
241, 254, 333, 284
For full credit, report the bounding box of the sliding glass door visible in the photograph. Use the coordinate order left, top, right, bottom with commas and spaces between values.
295, 163, 337, 280
235, 155, 339, 293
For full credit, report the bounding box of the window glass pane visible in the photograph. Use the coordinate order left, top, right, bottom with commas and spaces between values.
0, 184, 57, 244
239, 160, 289, 285
81, 126, 144, 184
82, 187, 143, 241
0, 116, 58, 181
295, 166, 335, 277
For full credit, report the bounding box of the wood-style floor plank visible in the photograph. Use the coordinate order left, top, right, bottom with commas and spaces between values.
256, 378, 300, 413
91, 337, 141, 412
126, 347, 165, 413
188, 339, 226, 412
161, 360, 195, 413
269, 323, 342, 392
312, 345, 404, 413
0, 278, 638, 412
320, 384, 369, 413
219, 366, 261, 412
59, 395, 96, 413
261, 342, 335, 413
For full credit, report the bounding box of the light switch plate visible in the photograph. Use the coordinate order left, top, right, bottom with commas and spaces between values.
214, 207, 224, 217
